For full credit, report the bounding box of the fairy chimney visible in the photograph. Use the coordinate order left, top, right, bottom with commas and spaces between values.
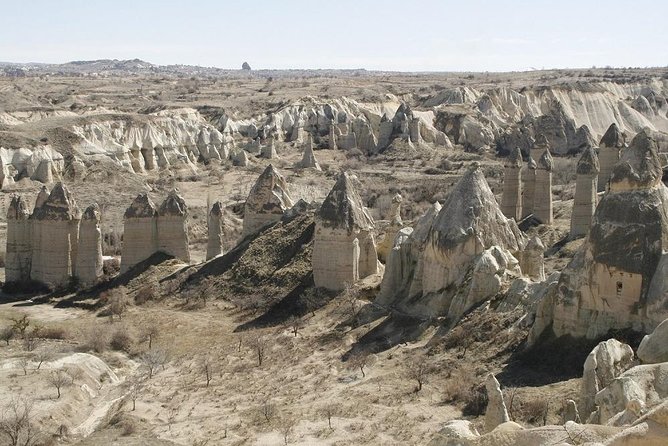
501, 147, 523, 220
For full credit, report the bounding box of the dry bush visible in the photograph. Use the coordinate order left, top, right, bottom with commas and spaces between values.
32, 326, 68, 340
140, 348, 169, 379
108, 287, 128, 321
1, 327, 14, 346
110, 329, 135, 353
135, 281, 160, 305
249, 336, 268, 367
406, 358, 433, 392
83, 324, 108, 353
442, 366, 487, 416
48, 370, 70, 399
0, 397, 40, 446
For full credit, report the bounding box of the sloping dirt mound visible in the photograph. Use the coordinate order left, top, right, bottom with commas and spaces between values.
182, 213, 315, 311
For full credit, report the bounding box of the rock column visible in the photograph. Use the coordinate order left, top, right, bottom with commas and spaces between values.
598, 123, 624, 192
206, 201, 224, 260
242, 165, 294, 237
501, 147, 523, 220
157, 190, 190, 264
520, 236, 545, 281
534, 149, 554, 225
521, 157, 537, 218
571, 146, 600, 238
76, 203, 103, 285
121, 193, 158, 273
6, 195, 32, 282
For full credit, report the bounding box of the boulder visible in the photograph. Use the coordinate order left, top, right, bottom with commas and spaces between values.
206, 201, 224, 260
638, 318, 668, 364
485, 374, 510, 432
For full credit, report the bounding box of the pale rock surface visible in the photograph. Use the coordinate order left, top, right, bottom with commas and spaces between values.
377, 193, 403, 263
296, 135, 321, 170
534, 138, 554, 224
563, 399, 581, 423
501, 147, 523, 220
638, 318, 668, 365
529, 130, 668, 342
598, 123, 625, 192
76, 203, 103, 286
30, 183, 81, 288
206, 201, 224, 260
6, 195, 32, 282
582, 339, 635, 418
571, 145, 600, 237
595, 362, 668, 424
242, 165, 294, 237
484, 374, 510, 432
312, 172, 378, 290
260, 138, 279, 159
157, 190, 190, 264
521, 157, 537, 218
519, 236, 545, 281
33, 186, 49, 211
121, 193, 158, 273
232, 148, 250, 166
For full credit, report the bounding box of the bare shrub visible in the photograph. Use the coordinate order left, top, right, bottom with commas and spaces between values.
83, 324, 108, 353
129, 376, 146, 411
280, 417, 296, 445
108, 287, 128, 321
140, 348, 169, 379
135, 281, 159, 305
142, 324, 160, 350
0, 327, 13, 346
35, 351, 52, 370
0, 397, 40, 446
286, 316, 304, 337
260, 400, 275, 423
33, 326, 68, 340
348, 352, 369, 378
406, 358, 432, 392
321, 404, 339, 430
250, 336, 268, 367
199, 355, 218, 387
110, 329, 135, 353
48, 370, 70, 399
10, 316, 30, 339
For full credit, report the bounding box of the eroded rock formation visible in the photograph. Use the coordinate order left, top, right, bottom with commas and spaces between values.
598, 123, 625, 192
533, 137, 554, 224
500, 147, 522, 220
571, 145, 600, 237
157, 190, 190, 264
242, 165, 294, 237
312, 172, 378, 290
530, 130, 668, 342
121, 193, 158, 273
206, 201, 224, 261
6, 195, 32, 282
75, 203, 103, 286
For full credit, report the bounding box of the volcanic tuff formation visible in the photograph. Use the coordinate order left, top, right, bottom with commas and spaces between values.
530, 130, 668, 342
242, 165, 294, 237
312, 172, 378, 290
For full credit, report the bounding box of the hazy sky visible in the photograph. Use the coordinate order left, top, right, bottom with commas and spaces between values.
1, 0, 666, 71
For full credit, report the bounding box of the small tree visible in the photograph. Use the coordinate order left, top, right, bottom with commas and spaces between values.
250, 336, 268, 367
109, 287, 128, 321
341, 282, 360, 323
200, 355, 217, 387
18, 357, 29, 376
141, 348, 169, 379
286, 316, 304, 337
143, 324, 160, 350
321, 404, 339, 430
348, 352, 369, 378
10, 316, 29, 339
407, 358, 432, 393
129, 377, 145, 411
281, 417, 296, 445
48, 370, 70, 399
35, 351, 52, 370
0, 397, 40, 446
0, 327, 13, 346
260, 400, 275, 423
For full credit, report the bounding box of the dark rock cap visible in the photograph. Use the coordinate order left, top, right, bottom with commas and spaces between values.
32, 183, 81, 221
506, 147, 523, 168
7, 195, 29, 220
538, 149, 554, 171
317, 171, 374, 231
124, 193, 157, 219
209, 201, 224, 217
159, 189, 188, 217
600, 123, 625, 149
610, 130, 662, 189
82, 203, 101, 221
577, 146, 600, 175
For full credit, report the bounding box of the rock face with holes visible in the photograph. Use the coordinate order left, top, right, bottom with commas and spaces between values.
6, 195, 32, 282
598, 123, 625, 192
157, 190, 190, 264
501, 147, 523, 220
121, 193, 158, 273
312, 172, 379, 290
530, 130, 668, 342
30, 183, 81, 288
242, 165, 294, 237
571, 145, 600, 237
75, 203, 103, 286
206, 201, 224, 260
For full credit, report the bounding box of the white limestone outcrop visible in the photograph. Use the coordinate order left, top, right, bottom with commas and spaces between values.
484, 374, 510, 432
